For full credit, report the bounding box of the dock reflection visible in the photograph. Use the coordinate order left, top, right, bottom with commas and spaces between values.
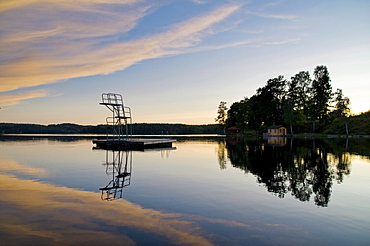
100, 150, 132, 201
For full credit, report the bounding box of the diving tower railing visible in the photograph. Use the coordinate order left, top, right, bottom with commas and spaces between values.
100, 93, 132, 140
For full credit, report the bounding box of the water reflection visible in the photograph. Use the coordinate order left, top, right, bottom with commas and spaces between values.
267, 136, 287, 146
97, 147, 176, 200
0, 173, 219, 246
1, 137, 370, 245
100, 150, 132, 201
221, 137, 370, 207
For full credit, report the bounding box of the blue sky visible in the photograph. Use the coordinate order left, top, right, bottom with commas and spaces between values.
1, 0, 369, 125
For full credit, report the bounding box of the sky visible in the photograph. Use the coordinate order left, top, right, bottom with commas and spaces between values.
0, 0, 369, 125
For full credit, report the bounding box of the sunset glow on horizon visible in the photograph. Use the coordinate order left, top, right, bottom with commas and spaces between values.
1, 0, 369, 125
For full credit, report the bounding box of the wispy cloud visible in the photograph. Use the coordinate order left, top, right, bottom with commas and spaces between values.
186, 38, 261, 53
246, 10, 296, 20
0, 0, 139, 12
191, 0, 208, 4
265, 0, 286, 7
266, 38, 300, 45
0, 90, 49, 106
0, 1, 241, 94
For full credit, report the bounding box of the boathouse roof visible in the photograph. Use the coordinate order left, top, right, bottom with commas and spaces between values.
267, 125, 285, 129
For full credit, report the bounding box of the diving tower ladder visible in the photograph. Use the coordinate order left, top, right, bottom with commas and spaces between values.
100, 93, 132, 140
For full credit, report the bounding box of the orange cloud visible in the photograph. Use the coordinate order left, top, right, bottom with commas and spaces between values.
0, 0, 139, 12
0, 173, 214, 245
0, 171, 304, 244
0, 90, 49, 106
0, 159, 47, 177
0, 2, 241, 93
0, 157, 305, 245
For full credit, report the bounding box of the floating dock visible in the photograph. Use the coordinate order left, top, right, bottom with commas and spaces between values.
93, 138, 176, 150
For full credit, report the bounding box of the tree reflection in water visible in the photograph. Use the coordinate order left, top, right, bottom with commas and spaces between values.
219, 137, 370, 207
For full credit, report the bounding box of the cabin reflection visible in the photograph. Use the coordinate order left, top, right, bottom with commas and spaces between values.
267, 137, 287, 146
100, 150, 132, 201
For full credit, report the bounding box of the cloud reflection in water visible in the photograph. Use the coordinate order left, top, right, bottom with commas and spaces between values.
0, 158, 304, 246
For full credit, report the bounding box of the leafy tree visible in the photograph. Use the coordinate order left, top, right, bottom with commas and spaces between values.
215, 101, 228, 131
289, 71, 311, 116
226, 98, 249, 129
308, 65, 333, 132
283, 71, 312, 133
255, 75, 287, 127
221, 65, 360, 135
245, 95, 264, 132
282, 98, 295, 134
332, 88, 351, 134
333, 89, 351, 117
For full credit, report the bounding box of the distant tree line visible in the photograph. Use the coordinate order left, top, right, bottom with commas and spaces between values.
131, 123, 221, 135
216, 65, 358, 134
0, 123, 222, 135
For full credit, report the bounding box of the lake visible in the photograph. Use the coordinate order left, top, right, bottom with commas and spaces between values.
0, 136, 369, 245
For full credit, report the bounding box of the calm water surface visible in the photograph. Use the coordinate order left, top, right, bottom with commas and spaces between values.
0, 136, 369, 245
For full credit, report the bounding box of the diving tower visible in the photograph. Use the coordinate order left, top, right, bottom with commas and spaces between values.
93, 93, 176, 150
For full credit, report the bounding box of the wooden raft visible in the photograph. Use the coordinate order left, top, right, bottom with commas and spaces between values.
93, 138, 176, 150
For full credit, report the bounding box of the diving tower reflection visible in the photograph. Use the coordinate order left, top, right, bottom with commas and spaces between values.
98, 146, 176, 201
99, 150, 132, 201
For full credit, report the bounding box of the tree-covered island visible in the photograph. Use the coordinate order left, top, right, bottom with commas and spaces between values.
216, 65, 370, 135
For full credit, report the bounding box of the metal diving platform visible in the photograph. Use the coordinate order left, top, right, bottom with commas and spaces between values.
93, 93, 176, 150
